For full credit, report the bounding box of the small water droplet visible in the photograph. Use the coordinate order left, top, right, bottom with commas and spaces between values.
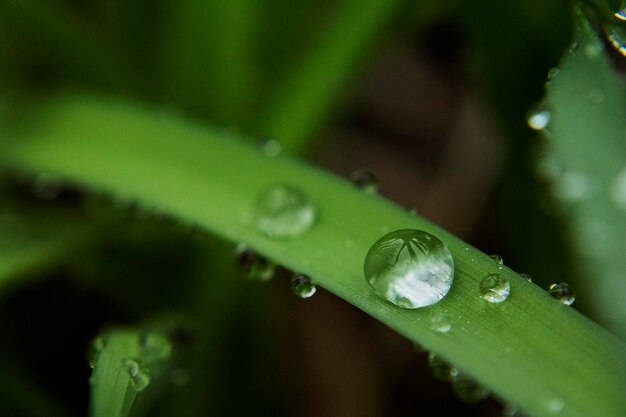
587, 89, 604, 104
480, 273, 511, 303
263, 139, 282, 157
92, 337, 106, 352
548, 283, 575, 305
489, 254, 504, 265
364, 229, 454, 309
519, 273, 532, 282
427, 352, 453, 381
553, 171, 591, 201
526, 104, 550, 131
547, 67, 560, 80
451, 372, 490, 403
89, 359, 96, 369
254, 184, 317, 239
140, 332, 172, 360
611, 168, 626, 210
235, 244, 275, 282
430, 313, 452, 333
350, 169, 377, 194
123, 358, 151, 392
291, 274, 316, 299
548, 398, 564, 414
32, 173, 63, 201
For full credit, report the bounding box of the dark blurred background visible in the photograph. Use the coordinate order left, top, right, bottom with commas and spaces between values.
2, 1, 612, 416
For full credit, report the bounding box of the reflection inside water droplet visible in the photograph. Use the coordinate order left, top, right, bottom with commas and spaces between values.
480, 273, 511, 303
548, 283, 575, 305
364, 229, 454, 309
291, 274, 316, 299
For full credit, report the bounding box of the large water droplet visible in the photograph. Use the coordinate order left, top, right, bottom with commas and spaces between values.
122, 358, 151, 392
350, 169, 377, 194
548, 283, 575, 305
611, 168, 626, 210
291, 274, 316, 299
526, 104, 550, 131
480, 273, 511, 303
364, 229, 454, 309
254, 184, 317, 238
427, 352, 453, 381
235, 244, 275, 282
451, 372, 490, 403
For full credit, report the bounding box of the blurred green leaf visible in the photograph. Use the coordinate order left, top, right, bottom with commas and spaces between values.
543, 11, 626, 338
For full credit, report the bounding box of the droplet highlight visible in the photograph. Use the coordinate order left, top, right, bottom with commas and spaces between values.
480, 273, 510, 303
548, 283, 575, 305
254, 184, 317, 239
526, 104, 550, 131
291, 274, 316, 299
364, 229, 454, 309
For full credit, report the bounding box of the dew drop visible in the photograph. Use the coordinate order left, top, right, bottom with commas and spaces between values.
350, 169, 377, 194
548, 283, 575, 305
235, 244, 275, 282
430, 312, 452, 333
480, 273, 511, 303
262, 139, 282, 157
606, 27, 626, 56
427, 352, 453, 381
291, 274, 316, 299
140, 332, 172, 360
526, 104, 550, 131
489, 254, 504, 265
451, 372, 490, 403
548, 398, 565, 414
364, 229, 454, 309
611, 168, 626, 210
519, 273, 532, 282
122, 358, 151, 392
89, 359, 96, 369
254, 184, 317, 239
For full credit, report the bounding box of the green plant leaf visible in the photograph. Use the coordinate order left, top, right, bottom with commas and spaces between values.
1, 94, 624, 417
258, 0, 402, 153
89, 328, 173, 417
542, 11, 626, 338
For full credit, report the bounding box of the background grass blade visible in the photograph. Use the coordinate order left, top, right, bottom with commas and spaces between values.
257, 0, 402, 153
543, 12, 626, 338
1, 94, 624, 417
90, 328, 173, 417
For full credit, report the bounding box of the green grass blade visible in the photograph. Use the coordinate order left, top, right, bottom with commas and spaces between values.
90, 328, 173, 417
543, 12, 626, 338
162, 0, 256, 124
1, 94, 625, 417
258, 0, 402, 153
